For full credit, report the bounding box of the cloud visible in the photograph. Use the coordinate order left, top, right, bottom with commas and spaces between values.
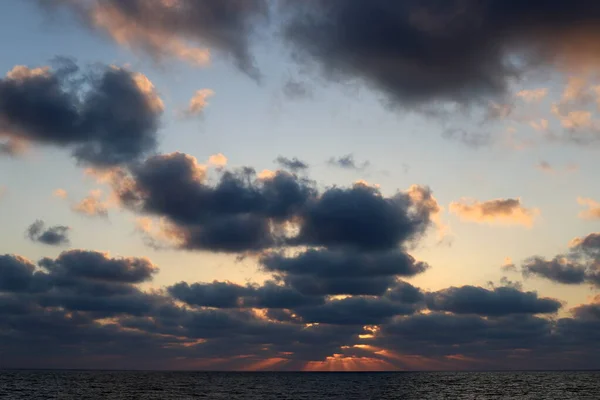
449, 198, 539, 227
501, 257, 517, 272
522, 232, 600, 287
327, 154, 370, 170
0, 138, 27, 156
516, 88, 549, 103
103, 153, 438, 253
26, 220, 70, 246
261, 249, 428, 296
1, 248, 600, 370
275, 156, 309, 172
292, 183, 437, 251
294, 295, 417, 326
282, 79, 313, 100
577, 197, 600, 220
72, 190, 109, 218
426, 286, 562, 316
523, 256, 588, 285
282, 1, 600, 109
43, 0, 268, 79
168, 280, 323, 309
39, 250, 157, 285
207, 153, 227, 168
537, 161, 579, 174
0, 60, 162, 167
184, 89, 214, 117
53, 188, 68, 199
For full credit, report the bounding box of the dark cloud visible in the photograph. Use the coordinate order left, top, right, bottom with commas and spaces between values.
327, 154, 370, 170
43, 0, 268, 79
111, 153, 437, 253
115, 152, 316, 252
426, 285, 562, 316
282, 0, 600, 108
26, 220, 70, 246
0, 255, 37, 293
0, 60, 162, 167
571, 298, 600, 321
282, 79, 313, 100
295, 296, 416, 325
1, 249, 600, 369
261, 249, 428, 296
292, 184, 434, 250
521, 232, 600, 287
384, 280, 425, 304
275, 156, 309, 172
522, 256, 588, 285
168, 280, 324, 309
39, 250, 157, 284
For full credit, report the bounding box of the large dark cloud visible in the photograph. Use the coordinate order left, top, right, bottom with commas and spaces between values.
426, 285, 562, 316
168, 280, 323, 309
292, 184, 434, 250
521, 232, 600, 287
0, 255, 38, 293
26, 220, 70, 246
261, 249, 428, 296
294, 296, 416, 326
111, 153, 438, 253
43, 0, 268, 79
522, 256, 588, 285
39, 250, 157, 284
1, 250, 600, 370
282, 0, 600, 108
0, 60, 162, 166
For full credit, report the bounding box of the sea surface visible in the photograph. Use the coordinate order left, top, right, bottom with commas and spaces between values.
0, 370, 598, 399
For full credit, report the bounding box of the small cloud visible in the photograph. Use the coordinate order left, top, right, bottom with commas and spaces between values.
185, 89, 214, 117
327, 154, 370, 170
282, 79, 312, 100
208, 153, 227, 168
577, 197, 600, 220
275, 156, 309, 172
537, 161, 579, 174
26, 220, 70, 246
516, 88, 548, 103
72, 189, 109, 218
529, 119, 549, 132
53, 188, 68, 199
442, 128, 492, 148
537, 161, 554, 173
501, 257, 517, 272
449, 198, 539, 227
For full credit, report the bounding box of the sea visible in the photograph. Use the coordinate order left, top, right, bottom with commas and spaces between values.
0, 370, 598, 399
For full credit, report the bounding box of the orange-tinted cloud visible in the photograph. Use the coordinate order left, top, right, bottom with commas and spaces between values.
72, 189, 109, 218
449, 198, 539, 227
577, 197, 600, 220
53, 188, 68, 199
185, 89, 214, 117
516, 88, 548, 103
207, 153, 227, 168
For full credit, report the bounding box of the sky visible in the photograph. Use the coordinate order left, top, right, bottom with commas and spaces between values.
0, 0, 600, 371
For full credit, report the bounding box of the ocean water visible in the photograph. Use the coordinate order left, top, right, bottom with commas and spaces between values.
0, 370, 598, 399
